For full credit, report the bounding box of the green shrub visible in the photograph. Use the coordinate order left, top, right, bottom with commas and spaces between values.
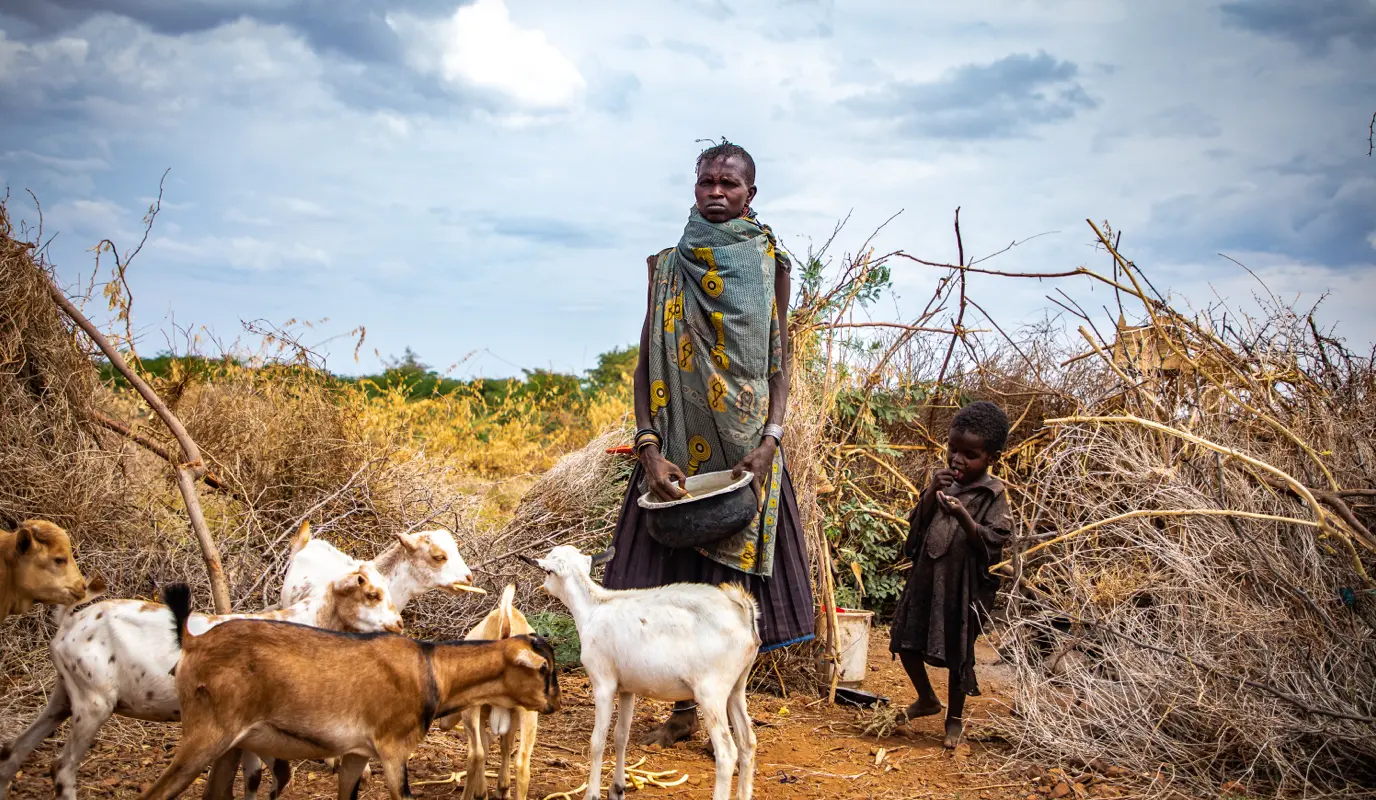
526, 610, 582, 668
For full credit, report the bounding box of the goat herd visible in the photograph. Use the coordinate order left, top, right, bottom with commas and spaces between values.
1, 519, 764, 800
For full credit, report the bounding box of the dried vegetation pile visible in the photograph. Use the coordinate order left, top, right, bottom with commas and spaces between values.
813, 218, 1376, 796
0, 201, 486, 732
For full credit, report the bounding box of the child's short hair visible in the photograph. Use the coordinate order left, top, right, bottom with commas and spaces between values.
951, 400, 1010, 454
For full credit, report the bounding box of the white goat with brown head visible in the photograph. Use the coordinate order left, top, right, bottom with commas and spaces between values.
522, 545, 761, 800
281, 522, 481, 609
243, 521, 485, 799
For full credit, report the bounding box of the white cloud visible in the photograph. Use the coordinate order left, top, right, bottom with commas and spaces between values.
432, 0, 585, 109
46, 198, 129, 240
153, 233, 331, 272
1, 150, 109, 173
375, 111, 411, 138
3, 0, 1373, 377
277, 197, 334, 219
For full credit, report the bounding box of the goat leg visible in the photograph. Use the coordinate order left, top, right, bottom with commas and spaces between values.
514, 710, 539, 800
460, 707, 487, 800
583, 684, 616, 800
138, 734, 236, 800
497, 726, 515, 798
335, 755, 369, 800
726, 675, 756, 800
51, 695, 114, 800
609, 693, 636, 800
269, 757, 292, 799
0, 680, 72, 794
203, 749, 240, 800
699, 696, 739, 800
239, 752, 263, 800
378, 756, 414, 800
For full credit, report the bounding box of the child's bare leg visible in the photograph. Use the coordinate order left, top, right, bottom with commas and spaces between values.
897, 651, 943, 719
943, 670, 967, 748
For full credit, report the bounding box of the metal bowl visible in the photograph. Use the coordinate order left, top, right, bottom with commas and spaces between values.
637, 469, 757, 550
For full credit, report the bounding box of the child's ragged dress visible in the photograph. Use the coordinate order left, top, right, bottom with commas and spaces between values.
889, 472, 1012, 696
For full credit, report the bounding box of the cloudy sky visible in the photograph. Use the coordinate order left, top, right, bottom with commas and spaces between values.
1, 0, 1373, 378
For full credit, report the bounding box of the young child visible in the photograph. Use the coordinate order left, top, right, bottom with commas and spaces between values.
890, 400, 1012, 748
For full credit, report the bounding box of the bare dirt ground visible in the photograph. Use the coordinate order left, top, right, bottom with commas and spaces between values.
5, 631, 1129, 800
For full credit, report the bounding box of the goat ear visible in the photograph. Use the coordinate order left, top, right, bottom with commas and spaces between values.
289, 520, 312, 556
333, 573, 363, 594
15, 526, 35, 554
395, 531, 422, 552
513, 647, 546, 670
588, 546, 616, 567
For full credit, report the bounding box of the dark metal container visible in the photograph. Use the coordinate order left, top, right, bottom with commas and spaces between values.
637, 470, 757, 550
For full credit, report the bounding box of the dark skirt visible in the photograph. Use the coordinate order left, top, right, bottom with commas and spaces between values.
888, 550, 989, 696
603, 459, 816, 651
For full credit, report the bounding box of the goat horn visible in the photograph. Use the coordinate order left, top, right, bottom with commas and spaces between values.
589, 546, 616, 566
517, 554, 540, 567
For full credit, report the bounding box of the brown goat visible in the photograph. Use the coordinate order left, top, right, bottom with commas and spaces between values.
1, 520, 87, 621
139, 583, 561, 800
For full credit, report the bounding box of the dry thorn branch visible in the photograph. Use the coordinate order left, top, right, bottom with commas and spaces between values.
43, 276, 232, 612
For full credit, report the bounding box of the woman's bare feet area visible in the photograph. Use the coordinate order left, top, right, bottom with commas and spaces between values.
637, 705, 699, 748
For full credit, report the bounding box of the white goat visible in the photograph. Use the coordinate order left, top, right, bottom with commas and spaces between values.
523, 545, 761, 800
0, 565, 402, 800
241, 521, 485, 799
281, 522, 480, 608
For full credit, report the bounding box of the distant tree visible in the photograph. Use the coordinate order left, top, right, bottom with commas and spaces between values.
585, 345, 638, 392
520, 368, 583, 400
383, 346, 430, 376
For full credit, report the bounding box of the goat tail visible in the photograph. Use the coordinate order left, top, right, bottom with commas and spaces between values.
50, 573, 109, 629
717, 582, 762, 647
289, 519, 313, 556
497, 583, 517, 639
161, 582, 194, 649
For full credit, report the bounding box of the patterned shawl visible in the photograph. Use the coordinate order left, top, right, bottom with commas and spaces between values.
645, 205, 791, 577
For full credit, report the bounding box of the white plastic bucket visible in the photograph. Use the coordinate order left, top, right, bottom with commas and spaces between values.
824, 608, 874, 688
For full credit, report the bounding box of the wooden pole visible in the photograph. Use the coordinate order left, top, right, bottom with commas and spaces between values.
44, 280, 232, 613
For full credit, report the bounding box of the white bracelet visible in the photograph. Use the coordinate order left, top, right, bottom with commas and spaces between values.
762, 424, 785, 445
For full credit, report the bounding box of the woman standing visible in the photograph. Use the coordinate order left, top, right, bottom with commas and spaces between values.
602, 141, 816, 746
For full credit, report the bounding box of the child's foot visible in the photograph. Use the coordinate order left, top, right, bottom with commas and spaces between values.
943, 718, 963, 748
902, 697, 944, 721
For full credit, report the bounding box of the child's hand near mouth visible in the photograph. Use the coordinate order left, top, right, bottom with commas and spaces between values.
935, 490, 977, 534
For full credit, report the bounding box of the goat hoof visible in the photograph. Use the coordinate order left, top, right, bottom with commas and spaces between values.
609, 783, 626, 800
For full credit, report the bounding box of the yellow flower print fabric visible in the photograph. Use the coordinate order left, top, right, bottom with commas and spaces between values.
644, 206, 791, 577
